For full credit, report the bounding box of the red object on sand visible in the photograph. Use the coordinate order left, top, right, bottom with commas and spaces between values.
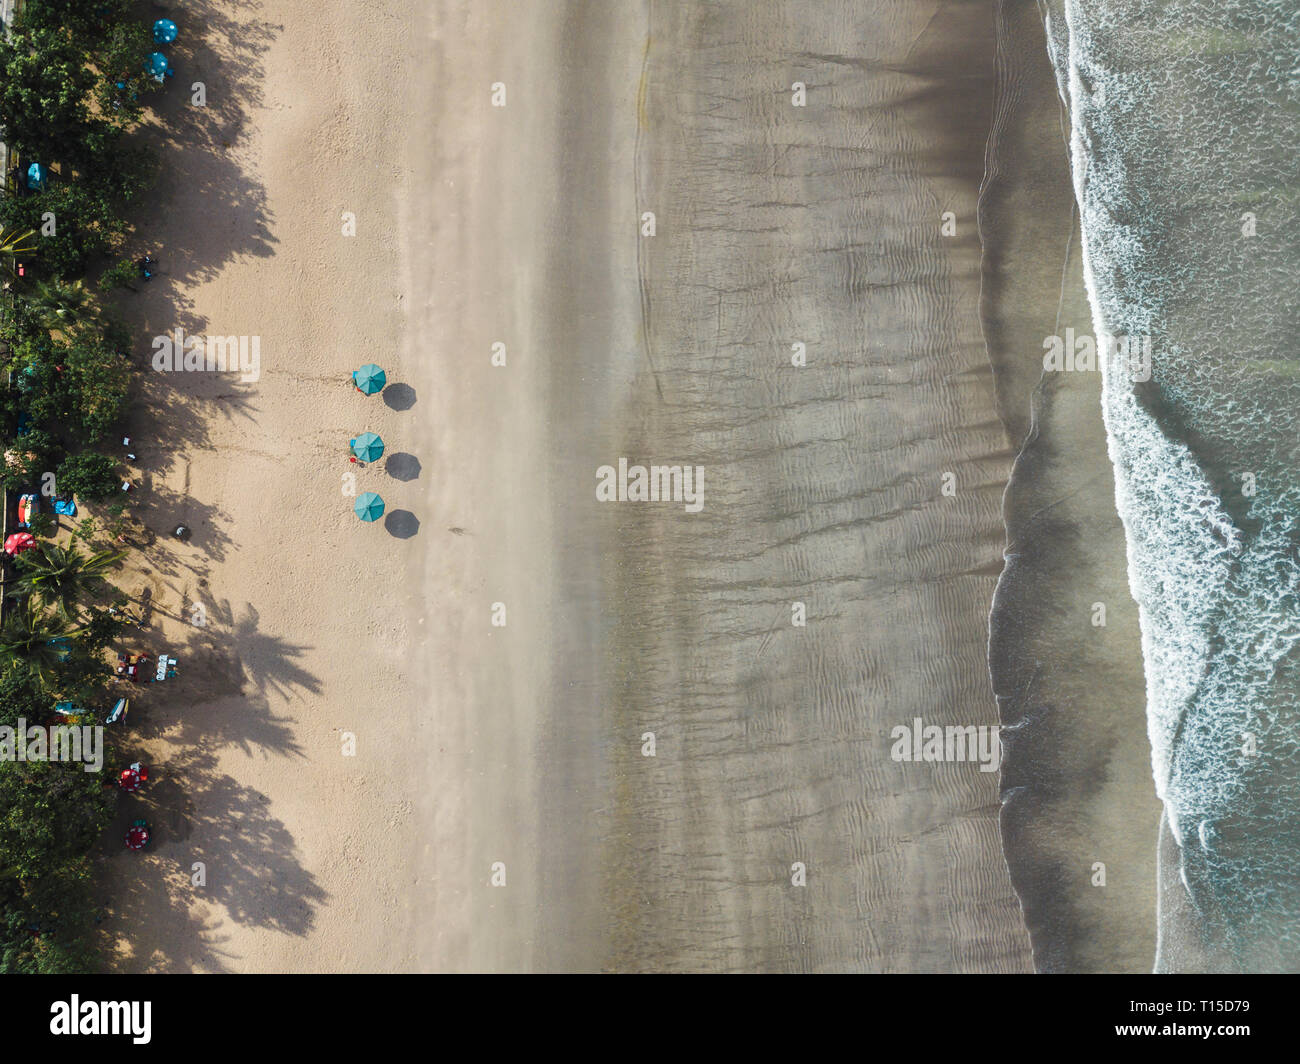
4, 531, 35, 555
125, 825, 150, 851
115, 653, 152, 683
119, 767, 145, 792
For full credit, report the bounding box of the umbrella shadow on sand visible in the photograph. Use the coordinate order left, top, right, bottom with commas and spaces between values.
384, 453, 421, 482
381, 383, 416, 411
384, 510, 419, 539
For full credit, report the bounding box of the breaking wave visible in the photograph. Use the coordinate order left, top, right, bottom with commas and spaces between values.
1044, 0, 1300, 969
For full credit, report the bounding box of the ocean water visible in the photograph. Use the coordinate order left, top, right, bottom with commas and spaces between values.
1043, 0, 1300, 967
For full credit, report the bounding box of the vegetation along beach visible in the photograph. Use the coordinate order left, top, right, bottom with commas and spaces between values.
0, 0, 1294, 986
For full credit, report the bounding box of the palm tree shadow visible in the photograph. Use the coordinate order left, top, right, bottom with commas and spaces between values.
123, 595, 320, 746
85, 0, 324, 970
126, 481, 239, 579
215, 600, 321, 703
96, 746, 327, 971
97, 568, 321, 752
136, 0, 281, 287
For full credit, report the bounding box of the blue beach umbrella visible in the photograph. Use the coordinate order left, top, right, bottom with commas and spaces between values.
25, 163, 45, 190
146, 52, 169, 82
352, 364, 386, 395
354, 492, 385, 522
350, 432, 385, 463
152, 18, 178, 44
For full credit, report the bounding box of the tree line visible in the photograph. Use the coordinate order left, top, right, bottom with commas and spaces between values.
0, 0, 163, 973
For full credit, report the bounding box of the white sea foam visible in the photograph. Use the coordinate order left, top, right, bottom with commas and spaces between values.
1048, 0, 1300, 966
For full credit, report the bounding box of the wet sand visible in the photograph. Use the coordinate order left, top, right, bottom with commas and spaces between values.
101, 0, 1034, 972
425, 0, 1033, 971
980, 0, 1161, 972
580, 0, 1031, 972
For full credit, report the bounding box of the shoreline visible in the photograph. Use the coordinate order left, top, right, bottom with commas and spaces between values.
980, 0, 1160, 972
1042, 0, 1300, 972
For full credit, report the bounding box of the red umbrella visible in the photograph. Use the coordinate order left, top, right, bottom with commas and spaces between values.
4, 531, 35, 555
119, 765, 148, 792
125, 823, 151, 851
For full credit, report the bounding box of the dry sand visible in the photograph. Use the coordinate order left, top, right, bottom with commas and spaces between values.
98, 0, 1034, 972
99, 0, 432, 971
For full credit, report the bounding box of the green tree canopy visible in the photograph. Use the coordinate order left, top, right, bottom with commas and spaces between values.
0, 28, 100, 165
9, 542, 123, 620
55, 452, 122, 501
0, 598, 79, 687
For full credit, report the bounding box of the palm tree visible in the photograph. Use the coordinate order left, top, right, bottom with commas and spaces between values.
0, 597, 79, 686
0, 224, 37, 256
26, 278, 98, 333
7, 542, 124, 620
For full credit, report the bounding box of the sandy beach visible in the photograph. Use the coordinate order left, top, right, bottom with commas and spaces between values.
981, 0, 1162, 972
98, 0, 431, 971
96, 0, 1034, 972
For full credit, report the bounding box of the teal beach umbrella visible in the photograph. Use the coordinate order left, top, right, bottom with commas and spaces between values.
153, 19, 178, 44
146, 52, 169, 82
25, 163, 45, 189
352, 364, 386, 395
350, 432, 385, 463
354, 492, 385, 522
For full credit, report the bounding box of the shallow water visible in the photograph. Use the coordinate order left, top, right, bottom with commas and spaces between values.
1044, 0, 1300, 969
